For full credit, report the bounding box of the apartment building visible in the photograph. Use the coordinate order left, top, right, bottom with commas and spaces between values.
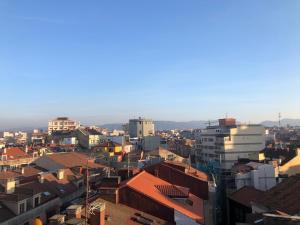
128, 117, 155, 138
195, 118, 265, 171
76, 128, 105, 149
48, 117, 80, 135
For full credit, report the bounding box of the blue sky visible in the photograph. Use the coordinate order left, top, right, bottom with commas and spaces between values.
0, 0, 300, 128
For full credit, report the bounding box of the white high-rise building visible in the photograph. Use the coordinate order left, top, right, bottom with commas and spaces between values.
48, 117, 80, 135
195, 118, 265, 171
128, 117, 155, 138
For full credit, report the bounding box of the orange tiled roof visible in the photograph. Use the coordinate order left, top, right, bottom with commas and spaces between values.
0, 171, 19, 180
120, 171, 204, 223
2, 147, 29, 160
47, 152, 104, 169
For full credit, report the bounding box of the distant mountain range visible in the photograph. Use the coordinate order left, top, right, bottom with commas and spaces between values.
102, 119, 300, 131
261, 119, 300, 127
101, 120, 208, 131
2, 118, 300, 132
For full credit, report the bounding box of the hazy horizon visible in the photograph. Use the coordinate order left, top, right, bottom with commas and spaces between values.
1, 116, 300, 130
1, 1, 300, 129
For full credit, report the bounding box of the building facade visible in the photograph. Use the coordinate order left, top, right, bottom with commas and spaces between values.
195, 118, 265, 171
128, 117, 155, 138
48, 117, 80, 135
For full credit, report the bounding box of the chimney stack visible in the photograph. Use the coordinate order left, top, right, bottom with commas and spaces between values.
49, 214, 65, 225
90, 202, 106, 225
66, 205, 82, 220
38, 173, 45, 183
0, 178, 16, 194
57, 169, 64, 180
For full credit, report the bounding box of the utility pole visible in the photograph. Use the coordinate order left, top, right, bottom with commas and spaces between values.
85, 159, 89, 225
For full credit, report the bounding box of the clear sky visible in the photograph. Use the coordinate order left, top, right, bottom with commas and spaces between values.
0, 0, 300, 128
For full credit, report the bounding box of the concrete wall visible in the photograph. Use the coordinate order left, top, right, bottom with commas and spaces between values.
129, 119, 155, 138
235, 164, 276, 191
142, 136, 160, 151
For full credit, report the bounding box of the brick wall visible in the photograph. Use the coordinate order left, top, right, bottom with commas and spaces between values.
119, 186, 175, 224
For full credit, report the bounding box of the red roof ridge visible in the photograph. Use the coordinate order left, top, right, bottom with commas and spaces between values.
119, 170, 147, 188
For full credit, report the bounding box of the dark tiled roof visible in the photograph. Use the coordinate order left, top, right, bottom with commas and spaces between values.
0, 203, 15, 222
263, 148, 296, 165
255, 175, 300, 215
155, 184, 189, 198
229, 186, 264, 208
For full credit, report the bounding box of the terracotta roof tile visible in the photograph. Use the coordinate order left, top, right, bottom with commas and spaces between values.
47, 152, 104, 169
120, 171, 204, 223
1, 147, 29, 159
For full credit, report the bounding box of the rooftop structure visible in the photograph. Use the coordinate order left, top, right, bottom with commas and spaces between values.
195, 118, 265, 171
128, 117, 155, 138
48, 117, 80, 135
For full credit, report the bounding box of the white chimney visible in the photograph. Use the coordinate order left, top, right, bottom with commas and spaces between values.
57, 169, 64, 180
38, 173, 45, 183
3, 148, 6, 154
2, 178, 16, 194
21, 167, 25, 174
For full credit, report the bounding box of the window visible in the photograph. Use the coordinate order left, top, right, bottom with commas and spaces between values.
19, 202, 25, 214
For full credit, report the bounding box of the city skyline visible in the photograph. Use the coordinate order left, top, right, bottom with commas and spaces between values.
1, 1, 300, 128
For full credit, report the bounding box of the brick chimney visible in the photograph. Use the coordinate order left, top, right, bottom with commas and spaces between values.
90, 202, 106, 225
66, 205, 82, 219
